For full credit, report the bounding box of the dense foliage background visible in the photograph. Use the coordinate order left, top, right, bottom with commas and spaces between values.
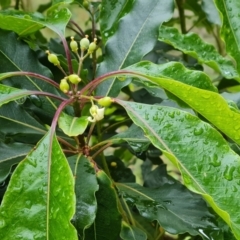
0, 0, 240, 239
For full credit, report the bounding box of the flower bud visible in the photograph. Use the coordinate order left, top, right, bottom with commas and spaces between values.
88, 38, 97, 54
70, 36, 78, 52
68, 74, 81, 84
83, 0, 89, 9
80, 35, 90, 50
60, 78, 69, 93
98, 96, 112, 107
46, 50, 60, 66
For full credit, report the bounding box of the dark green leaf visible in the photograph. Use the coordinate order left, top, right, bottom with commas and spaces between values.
111, 124, 150, 153
0, 30, 58, 115
0, 131, 77, 239
96, 0, 174, 96
0, 102, 46, 143
120, 221, 147, 240
116, 100, 240, 239
117, 182, 217, 237
68, 154, 98, 239
158, 26, 239, 80
100, 0, 135, 43
0, 142, 32, 182
85, 170, 122, 240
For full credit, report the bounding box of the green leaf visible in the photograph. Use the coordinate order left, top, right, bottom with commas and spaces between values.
0, 142, 33, 182
0, 30, 58, 113
120, 221, 147, 240
58, 113, 89, 137
213, 0, 240, 74
111, 124, 150, 153
68, 154, 99, 239
52, 0, 74, 5
0, 102, 46, 143
0, 85, 41, 107
201, 0, 221, 25
96, 0, 174, 96
158, 25, 239, 80
0, 7, 71, 36
100, 0, 135, 43
85, 170, 122, 240
0, 131, 77, 239
116, 100, 240, 239
117, 181, 217, 237
126, 61, 217, 92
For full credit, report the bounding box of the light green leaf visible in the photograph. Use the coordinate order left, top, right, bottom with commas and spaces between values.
213, 0, 240, 74
158, 25, 239, 80
96, 0, 174, 97
58, 113, 89, 137
126, 61, 217, 92
0, 7, 71, 36
116, 100, 240, 239
0, 142, 33, 182
120, 221, 147, 240
68, 154, 99, 239
0, 131, 77, 239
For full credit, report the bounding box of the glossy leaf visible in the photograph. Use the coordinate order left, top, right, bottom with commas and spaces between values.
126, 61, 217, 92
69, 154, 99, 239
0, 131, 77, 239
0, 142, 32, 182
96, 0, 174, 96
158, 25, 239, 80
100, 0, 135, 43
213, 0, 240, 74
117, 181, 217, 237
116, 100, 240, 239
58, 113, 89, 137
0, 7, 71, 36
85, 170, 122, 240
120, 221, 147, 240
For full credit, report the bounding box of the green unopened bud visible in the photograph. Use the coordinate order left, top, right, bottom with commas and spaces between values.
68, 74, 81, 84
70, 36, 78, 52
60, 78, 69, 93
98, 96, 112, 107
46, 50, 60, 66
83, 0, 89, 9
88, 38, 97, 54
80, 35, 90, 50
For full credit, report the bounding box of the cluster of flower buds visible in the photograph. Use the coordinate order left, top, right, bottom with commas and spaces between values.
59, 74, 81, 93
70, 35, 97, 54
